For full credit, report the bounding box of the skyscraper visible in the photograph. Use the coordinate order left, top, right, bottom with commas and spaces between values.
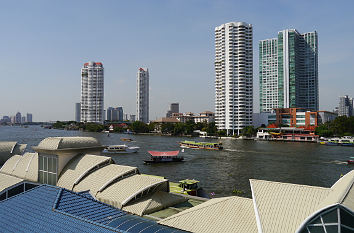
75, 103, 81, 122
259, 29, 318, 112
215, 22, 253, 135
15, 112, 21, 124
80, 62, 104, 123
166, 103, 179, 118
137, 68, 149, 123
338, 95, 353, 117
26, 113, 32, 123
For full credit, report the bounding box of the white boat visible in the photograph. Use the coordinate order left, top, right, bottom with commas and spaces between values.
103, 145, 139, 154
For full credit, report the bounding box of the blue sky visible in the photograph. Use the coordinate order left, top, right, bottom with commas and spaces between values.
0, 0, 353, 121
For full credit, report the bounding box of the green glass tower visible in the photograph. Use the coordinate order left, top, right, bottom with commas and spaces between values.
259, 29, 318, 112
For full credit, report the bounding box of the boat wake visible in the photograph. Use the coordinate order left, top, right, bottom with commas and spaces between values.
224, 149, 238, 152
325, 160, 348, 165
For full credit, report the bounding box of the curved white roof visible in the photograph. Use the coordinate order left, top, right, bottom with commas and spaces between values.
250, 179, 331, 233
0, 153, 38, 182
57, 154, 112, 190
96, 174, 169, 209
159, 196, 258, 233
122, 191, 187, 216
0, 142, 26, 164
73, 164, 138, 195
35, 137, 101, 151
0, 173, 24, 193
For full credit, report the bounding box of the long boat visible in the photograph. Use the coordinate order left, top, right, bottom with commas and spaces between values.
144, 150, 184, 164
102, 145, 139, 153
179, 140, 223, 150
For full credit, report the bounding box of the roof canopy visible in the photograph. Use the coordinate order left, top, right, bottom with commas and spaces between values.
148, 151, 180, 157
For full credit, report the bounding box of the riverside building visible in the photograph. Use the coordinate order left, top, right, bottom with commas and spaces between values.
215, 22, 253, 135
338, 95, 353, 117
259, 29, 318, 112
80, 62, 104, 123
137, 68, 149, 123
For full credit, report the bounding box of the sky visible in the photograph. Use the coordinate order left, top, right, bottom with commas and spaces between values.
0, 0, 353, 122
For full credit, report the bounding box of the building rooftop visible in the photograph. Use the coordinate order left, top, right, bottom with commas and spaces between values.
0, 185, 186, 233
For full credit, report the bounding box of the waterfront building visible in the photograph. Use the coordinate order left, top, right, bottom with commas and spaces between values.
80, 62, 104, 123
15, 112, 21, 124
130, 114, 136, 122
253, 112, 276, 128
74, 103, 81, 122
166, 103, 179, 118
259, 29, 318, 112
21, 116, 26, 123
1, 116, 10, 124
338, 95, 353, 117
215, 22, 253, 135
274, 108, 337, 128
10, 116, 15, 124
26, 113, 32, 123
137, 67, 149, 123
106, 107, 124, 122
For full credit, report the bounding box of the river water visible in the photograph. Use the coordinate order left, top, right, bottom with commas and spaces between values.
0, 125, 352, 198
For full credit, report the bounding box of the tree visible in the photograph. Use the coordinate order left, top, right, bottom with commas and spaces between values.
241, 126, 257, 137
130, 121, 149, 133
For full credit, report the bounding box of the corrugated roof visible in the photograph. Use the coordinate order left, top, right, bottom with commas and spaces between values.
0, 142, 26, 164
0, 185, 186, 233
0, 155, 22, 174
0, 173, 24, 193
250, 179, 331, 233
73, 164, 138, 195
35, 137, 101, 151
317, 170, 354, 211
159, 196, 258, 233
122, 191, 187, 216
57, 154, 112, 190
0, 153, 38, 182
96, 174, 169, 209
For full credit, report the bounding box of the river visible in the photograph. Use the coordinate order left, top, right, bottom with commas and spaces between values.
0, 125, 352, 198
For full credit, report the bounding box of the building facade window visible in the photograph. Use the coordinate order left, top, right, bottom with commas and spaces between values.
38, 154, 58, 185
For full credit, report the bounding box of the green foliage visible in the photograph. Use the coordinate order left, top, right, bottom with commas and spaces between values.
130, 121, 149, 133
241, 126, 257, 137
217, 130, 227, 137
53, 121, 65, 129
316, 116, 354, 137
84, 123, 104, 132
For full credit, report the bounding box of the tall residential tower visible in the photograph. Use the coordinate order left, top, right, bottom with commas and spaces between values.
215, 22, 253, 135
80, 62, 104, 123
137, 68, 149, 123
259, 29, 318, 112
338, 95, 353, 117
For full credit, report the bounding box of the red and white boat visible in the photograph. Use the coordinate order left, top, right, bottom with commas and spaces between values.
347, 157, 354, 165
144, 151, 184, 164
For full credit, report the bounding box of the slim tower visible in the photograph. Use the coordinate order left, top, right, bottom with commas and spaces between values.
259, 29, 318, 112
80, 62, 104, 123
215, 22, 253, 135
137, 68, 149, 123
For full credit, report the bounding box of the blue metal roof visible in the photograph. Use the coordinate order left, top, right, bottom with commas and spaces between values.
0, 185, 186, 233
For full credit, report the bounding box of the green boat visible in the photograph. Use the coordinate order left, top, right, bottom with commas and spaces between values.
170, 179, 201, 196
179, 141, 223, 150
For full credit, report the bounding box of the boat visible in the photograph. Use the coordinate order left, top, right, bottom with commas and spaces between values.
324, 140, 339, 146
121, 137, 133, 142
170, 179, 201, 196
144, 151, 184, 163
179, 140, 223, 150
102, 145, 139, 153
347, 157, 354, 165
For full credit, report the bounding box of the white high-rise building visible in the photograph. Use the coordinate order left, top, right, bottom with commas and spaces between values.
215, 22, 253, 135
137, 68, 149, 123
80, 62, 104, 123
